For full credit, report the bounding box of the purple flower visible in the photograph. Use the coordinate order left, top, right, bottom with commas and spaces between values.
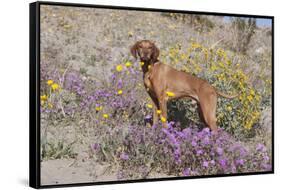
163, 147, 169, 153
231, 165, 237, 173
191, 140, 197, 147
239, 147, 248, 157
219, 159, 227, 168
235, 159, 245, 166
117, 79, 123, 89
168, 121, 175, 128
202, 161, 209, 168
261, 163, 272, 170
111, 73, 116, 80
183, 168, 191, 176
263, 155, 270, 162
196, 149, 204, 155
202, 128, 210, 134
144, 115, 152, 122
117, 171, 124, 180
210, 160, 215, 165
203, 136, 210, 145
91, 143, 100, 151
120, 152, 129, 160
216, 147, 223, 155
256, 143, 266, 152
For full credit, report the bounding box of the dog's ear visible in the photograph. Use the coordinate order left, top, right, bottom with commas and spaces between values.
152, 44, 160, 62
130, 41, 140, 59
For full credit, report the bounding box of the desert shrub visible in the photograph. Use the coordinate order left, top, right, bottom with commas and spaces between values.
161, 42, 265, 137
162, 13, 214, 32
90, 123, 271, 179
41, 140, 77, 160
228, 18, 257, 54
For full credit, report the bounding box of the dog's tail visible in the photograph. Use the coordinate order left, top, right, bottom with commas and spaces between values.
216, 90, 238, 99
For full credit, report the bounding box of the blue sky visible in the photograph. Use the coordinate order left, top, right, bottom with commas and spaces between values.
224, 16, 272, 27
256, 18, 272, 27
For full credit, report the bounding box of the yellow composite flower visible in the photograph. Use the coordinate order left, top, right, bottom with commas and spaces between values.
160, 116, 167, 123
148, 65, 151, 70
210, 65, 218, 71
147, 104, 153, 109
247, 95, 253, 102
103, 114, 109, 119
116, 64, 123, 72
117, 90, 123, 95
140, 61, 145, 66
40, 95, 48, 101
227, 106, 232, 112
156, 110, 162, 114
125, 61, 132, 67
253, 111, 260, 118
51, 83, 60, 91
166, 91, 175, 97
47, 80, 54, 86
245, 121, 253, 130
191, 42, 201, 49
250, 89, 255, 96
95, 106, 103, 111
48, 103, 53, 109
128, 31, 133, 37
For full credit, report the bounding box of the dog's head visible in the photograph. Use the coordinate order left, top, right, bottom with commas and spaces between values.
130, 40, 159, 63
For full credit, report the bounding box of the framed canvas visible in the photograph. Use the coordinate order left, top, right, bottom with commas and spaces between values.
29, 1, 274, 188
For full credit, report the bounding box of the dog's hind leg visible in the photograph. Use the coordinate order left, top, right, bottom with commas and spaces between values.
198, 93, 218, 131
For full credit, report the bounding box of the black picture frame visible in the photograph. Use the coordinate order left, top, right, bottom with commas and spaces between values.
30, 1, 274, 189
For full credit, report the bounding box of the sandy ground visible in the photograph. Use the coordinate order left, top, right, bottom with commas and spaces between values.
41, 159, 117, 185
41, 158, 173, 185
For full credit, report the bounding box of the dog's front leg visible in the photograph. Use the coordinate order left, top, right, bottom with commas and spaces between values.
152, 106, 158, 126
159, 96, 168, 128
147, 92, 160, 126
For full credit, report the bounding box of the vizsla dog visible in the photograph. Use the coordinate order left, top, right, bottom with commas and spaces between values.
130, 40, 237, 131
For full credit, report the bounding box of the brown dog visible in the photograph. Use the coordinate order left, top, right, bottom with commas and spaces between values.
130, 40, 237, 131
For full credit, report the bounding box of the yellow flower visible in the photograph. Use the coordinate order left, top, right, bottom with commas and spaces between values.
156, 110, 162, 114
117, 90, 123, 95
125, 61, 132, 67
247, 95, 253, 102
250, 89, 255, 96
227, 106, 232, 112
128, 31, 133, 37
253, 111, 260, 118
116, 64, 123, 72
210, 65, 217, 71
166, 91, 175, 97
191, 42, 201, 49
148, 65, 151, 70
218, 61, 225, 68
40, 95, 48, 101
245, 121, 253, 130
103, 114, 109, 119
95, 106, 103, 111
51, 83, 60, 91
48, 103, 53, 109
160, 116, 167, 123
147, 104, 153, 109
140, 62, 144, 66
47, 80, 54, 86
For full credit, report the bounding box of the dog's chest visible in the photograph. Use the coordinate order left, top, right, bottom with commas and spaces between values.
143, 72, 153, 92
